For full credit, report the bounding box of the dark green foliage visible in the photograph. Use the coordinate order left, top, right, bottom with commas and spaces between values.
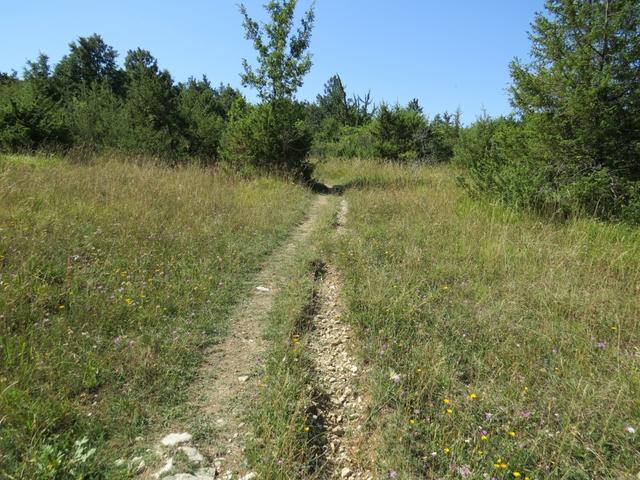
220, 100, 313, 179
374, 103, 427, 161
0, 56, 69, 151
53, 34, 124, 97
0, 35, 244, 163
457, 0, 640, 223
119, 49, 186, 157
415, 110, 461, 163
178, 78, 241, 162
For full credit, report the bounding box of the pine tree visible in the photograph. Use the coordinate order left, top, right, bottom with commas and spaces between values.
510, 0, 640, 180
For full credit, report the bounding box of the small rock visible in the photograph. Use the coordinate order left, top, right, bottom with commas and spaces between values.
153, 458, 174, 478
351, 366, 358, 373
115, 458, 126, 467
163, 474, 199, 480
238, 375, 250, 383
341, 467, 353, 478
179, 446, 204, 463
196, 467, 218, 477
161, 432, 192, 446
240, 473, 257, 480
135, 459, 146, 474
256, 286, 270, 292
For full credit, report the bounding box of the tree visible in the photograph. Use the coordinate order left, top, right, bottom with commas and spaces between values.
121, 49, 185, 156
178, 77, 243, 161
240, 0, 315, 105
54, 34, 123, 96
317, 74, 349, 124
374, 103, 427, 161
510, 0, 640, 181
225, 0, 315, 178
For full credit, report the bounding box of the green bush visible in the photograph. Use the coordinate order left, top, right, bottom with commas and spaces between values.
219, 100, 313, 180
373, 104, 427, 161
455, 115, 640, 223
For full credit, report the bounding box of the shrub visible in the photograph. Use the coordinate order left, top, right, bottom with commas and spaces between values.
219, 100, 313, 180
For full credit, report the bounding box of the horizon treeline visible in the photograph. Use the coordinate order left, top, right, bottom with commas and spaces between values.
0, 33, 459, 167
1, 0, 639, 224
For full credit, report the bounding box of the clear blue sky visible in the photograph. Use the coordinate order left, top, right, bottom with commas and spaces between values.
0, 1, 544, 123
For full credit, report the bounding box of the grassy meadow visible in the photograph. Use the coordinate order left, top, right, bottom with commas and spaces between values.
0, 154, 312, 478
2, 154, 639, 479
316, 159, 640, 479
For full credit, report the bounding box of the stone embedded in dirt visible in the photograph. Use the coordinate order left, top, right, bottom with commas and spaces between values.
238, 375, 250, 383
153, 457, 174, 478
179, 446, 204, 463
341, 466, 353, 478
134, 458, 146, 473
161, 432, 192, 446
197, 467, 218, 477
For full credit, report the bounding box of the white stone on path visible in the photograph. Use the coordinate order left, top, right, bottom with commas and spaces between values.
238, 375, 250, 383
341, 466, 353, 478
161, 432, 192, 446
153, 458, 174, 478
179, 446, 204, 463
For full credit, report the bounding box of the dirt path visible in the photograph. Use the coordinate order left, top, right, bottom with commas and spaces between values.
146, 194, 330, 480
306, 199, 372, 480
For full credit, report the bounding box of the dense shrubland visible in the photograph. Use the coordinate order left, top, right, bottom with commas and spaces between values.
456, 0, 640, 223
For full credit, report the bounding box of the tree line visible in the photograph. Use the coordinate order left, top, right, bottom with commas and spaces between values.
1, 0, 638, 222
0, 0, 458, 179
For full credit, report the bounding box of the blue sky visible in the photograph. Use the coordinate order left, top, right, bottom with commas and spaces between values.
0, 1, 544, 122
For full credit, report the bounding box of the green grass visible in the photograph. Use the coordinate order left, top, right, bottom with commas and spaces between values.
0, 154, 312, 478
316, 158, 640, 479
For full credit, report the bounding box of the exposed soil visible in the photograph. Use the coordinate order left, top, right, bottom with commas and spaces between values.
146, 194, 329, 480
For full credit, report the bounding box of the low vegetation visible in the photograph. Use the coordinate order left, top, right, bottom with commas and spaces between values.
317, 158, 640, 478
0, 154, 311, 478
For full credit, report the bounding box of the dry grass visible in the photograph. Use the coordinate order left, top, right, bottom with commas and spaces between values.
0, 154, 312, 478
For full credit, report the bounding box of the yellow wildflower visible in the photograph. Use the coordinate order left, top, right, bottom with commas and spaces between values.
443, 398, 450, 405
468, 393, 477, 400
509, 431, 516, 438
513, 473, 521, 478
446, 408, 453, 414
481, 435, 488, 441
303, 426, 310, 432
443, 447, 450, 454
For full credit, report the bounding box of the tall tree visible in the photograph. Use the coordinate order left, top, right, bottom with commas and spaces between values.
122, 49, 185, 156
239, 0, 315, 105
510, 0, 640, 179
317, 74, 349, 124
225, 0, 315, 178
54, 34, 123, 95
